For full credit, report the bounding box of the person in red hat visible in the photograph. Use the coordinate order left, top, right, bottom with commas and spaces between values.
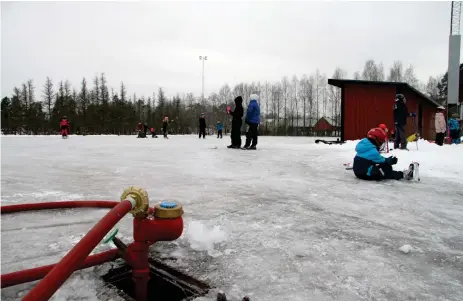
353, 127, 414, 181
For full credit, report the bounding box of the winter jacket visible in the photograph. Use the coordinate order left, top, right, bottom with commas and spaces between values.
393, 100, 408, 126
60, 119, 69, 128
230, 97, 244, 122
435, 112, 446, 133
199, 117, 206, 129
245, 99, 261, 125
217, 123, 223, 131
137, 123, 143, 131
353, 138, 387, 177
448, 118, 460, 131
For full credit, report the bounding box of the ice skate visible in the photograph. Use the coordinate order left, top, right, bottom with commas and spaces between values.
404, 162, 420, 181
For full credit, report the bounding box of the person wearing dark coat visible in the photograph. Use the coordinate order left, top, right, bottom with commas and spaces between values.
393, 94, 416, 149
227, 96, 244, 148
199, 113, 206, 139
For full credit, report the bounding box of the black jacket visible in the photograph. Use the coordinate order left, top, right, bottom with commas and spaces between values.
230, 96, 244, 122
199, 117, 206, 129
393, 100, 408, 126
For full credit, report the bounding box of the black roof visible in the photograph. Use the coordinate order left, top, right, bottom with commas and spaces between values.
328, 79, 440, 107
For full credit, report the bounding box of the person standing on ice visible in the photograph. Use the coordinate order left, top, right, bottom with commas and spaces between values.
448, 113, 461, 144
393, 94, 416, 150
243, 94, 261, 150
162, 116, 169, 138
216, 121, 223, 138
434, 106, 446, 146
199, 113, 207, 139
353, 127, 415, 181
60, 116, 69, 137
227, 96, 244, 148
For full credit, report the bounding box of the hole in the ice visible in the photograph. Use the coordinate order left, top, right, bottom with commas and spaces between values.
101, 259, 211, 301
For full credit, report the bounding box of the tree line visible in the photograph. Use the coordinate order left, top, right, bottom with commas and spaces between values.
1, 59, 458, 136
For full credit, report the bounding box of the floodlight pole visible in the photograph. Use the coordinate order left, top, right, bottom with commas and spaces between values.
199, 56, 208, 102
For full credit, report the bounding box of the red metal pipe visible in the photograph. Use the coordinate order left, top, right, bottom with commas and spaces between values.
21, 200, 133, 301
1, 248, 119, 288
1, 201, 119, 214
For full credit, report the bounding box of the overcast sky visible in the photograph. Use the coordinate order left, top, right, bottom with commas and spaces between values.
1, 1, 459, 99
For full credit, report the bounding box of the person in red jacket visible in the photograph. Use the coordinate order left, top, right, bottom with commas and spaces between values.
60, 116, 69, 137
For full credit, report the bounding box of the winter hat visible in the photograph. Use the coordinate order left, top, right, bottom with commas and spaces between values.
234, 96, 243, 103
250, 94, 259, 101
437, 106, 445, 110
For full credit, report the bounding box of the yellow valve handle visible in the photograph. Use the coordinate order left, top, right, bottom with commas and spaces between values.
120, 186, 149, 217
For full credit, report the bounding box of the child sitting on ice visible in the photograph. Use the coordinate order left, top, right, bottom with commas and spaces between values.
448, 113, 461, 144
353, 127, 415, 181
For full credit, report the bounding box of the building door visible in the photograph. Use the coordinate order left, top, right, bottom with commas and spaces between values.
418, 104, 423, 136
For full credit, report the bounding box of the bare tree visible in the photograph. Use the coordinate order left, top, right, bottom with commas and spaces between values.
404, 65, 419, 88
388, 60, 404, 82
281, 76, 290, 135
362, 60, 384, 81
42, 77, 54, 119
353, 71, 361, 80
425, 76, 441, 101
291, 75, 299, 133
329, 67, 347, 130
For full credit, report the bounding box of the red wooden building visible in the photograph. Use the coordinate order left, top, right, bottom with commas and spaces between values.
327, 79, 440, 142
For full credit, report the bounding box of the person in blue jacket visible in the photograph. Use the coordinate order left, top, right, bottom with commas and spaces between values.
243, 94, 261, 149
216, 121, 223, 139
448, 113, 461, 144
353, 127, 414, 181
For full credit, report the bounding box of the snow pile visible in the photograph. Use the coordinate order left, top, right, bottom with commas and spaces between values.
185, 220, 227, 256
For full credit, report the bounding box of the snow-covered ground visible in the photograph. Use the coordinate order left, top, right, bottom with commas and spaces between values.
1, 135, 462, 301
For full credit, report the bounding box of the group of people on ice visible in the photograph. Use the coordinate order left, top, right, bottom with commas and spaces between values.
196, 93, 260, 149
353, 92, 462, 182
136, 116, 172, 139
434, 107, 461, 145
227, 94, 260, 149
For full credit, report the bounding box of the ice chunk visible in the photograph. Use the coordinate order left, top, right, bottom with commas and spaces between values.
185, 220, 227, 255
399, 244, 412, 254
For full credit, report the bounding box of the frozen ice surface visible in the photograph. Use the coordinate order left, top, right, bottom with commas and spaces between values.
1, 135, 463, 301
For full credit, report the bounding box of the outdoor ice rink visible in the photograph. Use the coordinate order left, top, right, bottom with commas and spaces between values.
1, 135, 462, 301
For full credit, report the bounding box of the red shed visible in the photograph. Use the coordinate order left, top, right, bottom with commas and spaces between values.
313, 117, 335, 132
327, 79, 440, 142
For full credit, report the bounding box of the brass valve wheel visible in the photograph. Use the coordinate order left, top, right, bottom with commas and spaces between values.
120, 186, 149, 217
154, 201, 184, 219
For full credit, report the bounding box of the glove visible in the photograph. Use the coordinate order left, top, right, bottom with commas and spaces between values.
385, 156, 398, 165
409, 112, 416, 117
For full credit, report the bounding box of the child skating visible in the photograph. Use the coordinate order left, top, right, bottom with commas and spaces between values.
217, 121, 223, 138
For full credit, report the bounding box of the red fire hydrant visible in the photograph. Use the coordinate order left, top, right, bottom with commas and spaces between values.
118, 187, 184, 301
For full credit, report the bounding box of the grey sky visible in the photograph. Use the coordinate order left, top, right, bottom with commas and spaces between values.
1, 1, 458, 99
